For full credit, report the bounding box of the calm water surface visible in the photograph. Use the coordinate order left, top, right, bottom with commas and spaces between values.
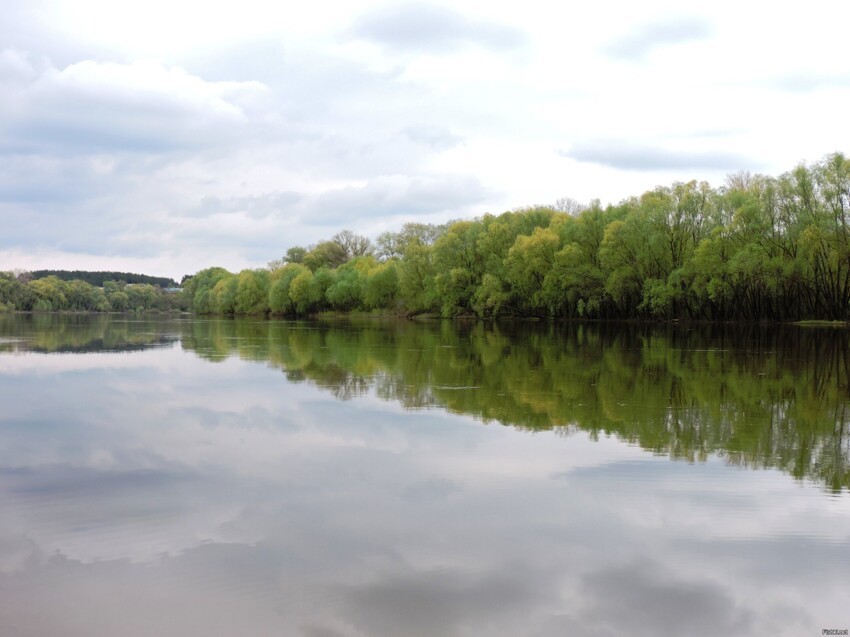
1, 315, 848, 636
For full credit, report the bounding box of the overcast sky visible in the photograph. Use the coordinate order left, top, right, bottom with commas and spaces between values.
2, 0, 849, 279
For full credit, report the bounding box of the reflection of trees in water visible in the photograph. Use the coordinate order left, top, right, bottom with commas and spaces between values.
178, 318, 850, 490
0, 314, 178, 353
375, 372, 438, 410
4, 313, 847, 490
309, 363, 372, 401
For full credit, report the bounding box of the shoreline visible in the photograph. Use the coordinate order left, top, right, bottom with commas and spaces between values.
3, 309, 848, 328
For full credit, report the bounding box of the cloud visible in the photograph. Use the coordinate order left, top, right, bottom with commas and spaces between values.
175, 173, 491, 234
0, 48, 36, 85
0, 48, 466, 263
62, 173, 493, 266
0, 155, 108, 205
190, 192, 303, 220
335, 567, 552, 637
0, 56, 268, 154
603, 16, 712, 61
568, 562, 754, 637
401, 125, 463, 150
3, 330, 849, 634
0, 169, 493, 273
561, 142, 754, 172
307, 174, 494, 225
0, 151, 188, 257
348, 3, 526, 53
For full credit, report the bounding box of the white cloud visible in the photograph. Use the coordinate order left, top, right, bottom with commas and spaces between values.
306, 174, 493, 225
1, 57, 267, 154
561, 142, 756, 172
347, 3, 527, 54
402, 124, 464, 150
602, 15, 713, 61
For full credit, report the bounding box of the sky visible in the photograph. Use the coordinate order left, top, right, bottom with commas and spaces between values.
2, 0, 850, 280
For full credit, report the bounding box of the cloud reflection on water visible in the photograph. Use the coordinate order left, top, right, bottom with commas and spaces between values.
0, 318, 848, 635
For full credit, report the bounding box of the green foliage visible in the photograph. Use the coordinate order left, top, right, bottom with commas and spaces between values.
397, 241, 437, 314
125, 284, 158, 312
364, 261, 399, 310
235, 270, 270, 315
29, 270, 178, 288
179, 152, 850, 321
309, 268, 335, 312
326, 258, 372, 311
184, 267, 232, 314
108, 291, 130, 312
269, 263, 309, 315
0, 273, 22, 308
432, 221, 486, 316
505, 227, 560, 315
288, 270, 315, 315
472, 273, 510, 317
211, 276, 239, 315
0, 272, 171, 313
285, 246, 307, 264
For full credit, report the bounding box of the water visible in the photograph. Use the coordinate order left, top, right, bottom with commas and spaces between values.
1, 314, 848, 636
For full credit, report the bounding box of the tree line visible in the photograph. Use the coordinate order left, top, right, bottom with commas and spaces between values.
0, 313, 178, 353
0, 274, 186, 313
183, 152, 850, 321
29, 270, 179, 288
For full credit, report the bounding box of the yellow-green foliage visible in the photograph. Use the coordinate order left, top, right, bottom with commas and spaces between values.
185, 152, 850, 321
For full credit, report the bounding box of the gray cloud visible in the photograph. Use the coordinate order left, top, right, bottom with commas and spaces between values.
0, 58, 267, 155
561, 142, 754, 172
603, 16, 712, 61
682, 535, 850, 588
400, 477, 461, 503
0, 171, 493, 268
171, 173, 491, 245
0, 156, 108, 205
348, 3, 526, 53
0, 46, 482, 268
0, 152, 186, 258
191, 192, 303, 220
145, 45, 461, 181
0, 11, 513, 275
569, 562, 754, 637
336, 567, 552, 637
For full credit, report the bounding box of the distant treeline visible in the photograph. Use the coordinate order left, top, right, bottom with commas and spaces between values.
183, 152, 850, 321
0, 275, 187, 313
30, 270, 179, 288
